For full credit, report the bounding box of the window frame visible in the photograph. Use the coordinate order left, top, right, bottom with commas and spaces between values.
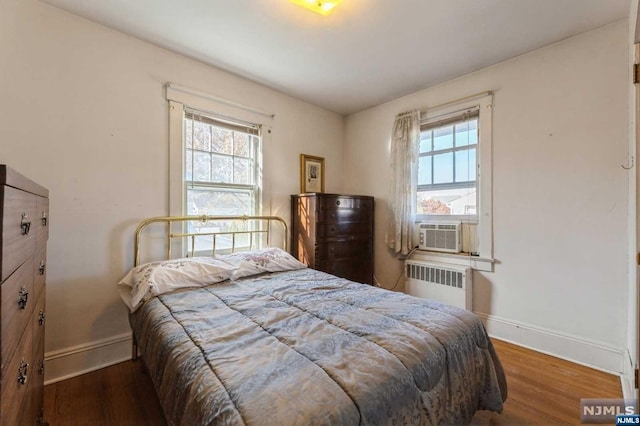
417, 111, 480, 220
166, 83, 273, 257
415, 92, 493, 261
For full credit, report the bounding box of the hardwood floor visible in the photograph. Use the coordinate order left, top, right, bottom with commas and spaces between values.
473, 339, 622, 425
44, 339, 622, 425
44, 360, 166, 426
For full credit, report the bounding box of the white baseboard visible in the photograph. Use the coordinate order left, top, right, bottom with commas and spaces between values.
476, 312, 625, 375
44, 332, 133, 385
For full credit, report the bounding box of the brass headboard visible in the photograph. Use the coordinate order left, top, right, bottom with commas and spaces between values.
133, 215, 288, 267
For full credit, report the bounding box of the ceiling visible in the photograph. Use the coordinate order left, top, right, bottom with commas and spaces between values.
41, 0, 630, 115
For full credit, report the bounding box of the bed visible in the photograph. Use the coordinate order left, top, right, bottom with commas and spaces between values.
119, 215, 507, 426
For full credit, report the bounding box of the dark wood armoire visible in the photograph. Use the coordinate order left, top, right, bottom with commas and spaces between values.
291, 193, 374, 285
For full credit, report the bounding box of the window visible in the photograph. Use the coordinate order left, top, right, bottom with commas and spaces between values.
184, 111, 260, 216
417, 110, 478, 218
414, 93, 493, 265
166, 83, 274, 256
183, 111, 262, 253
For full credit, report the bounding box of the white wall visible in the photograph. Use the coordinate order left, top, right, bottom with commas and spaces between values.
0, 0, 344, 382
344, 21, 630, 372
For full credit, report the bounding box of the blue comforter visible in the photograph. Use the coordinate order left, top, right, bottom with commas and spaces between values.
130, 268, 507, 425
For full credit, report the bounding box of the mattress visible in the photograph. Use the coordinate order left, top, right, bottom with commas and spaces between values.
129, 267, 507, 425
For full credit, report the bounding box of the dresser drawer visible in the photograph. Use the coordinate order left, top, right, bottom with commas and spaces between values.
33, 247, 47, 305
35, 196, 49, 246
318, 196, 373, 211
317, 257, 373, 285
315, 239, 371, 260
1, 258, 35, 366
317, 208, 372, 225
317, 222, 372, 239
1, 320, 33, 426
1, 187, 37, 282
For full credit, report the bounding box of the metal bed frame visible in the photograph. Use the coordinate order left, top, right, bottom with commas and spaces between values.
133, 215, 288, 267
131, 215, 288, 358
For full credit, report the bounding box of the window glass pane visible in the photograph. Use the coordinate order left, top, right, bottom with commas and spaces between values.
193, 151, 211, 181
433, 125, 454, 151
187, 188, 252, 215
185, 119, 193, 149
455, 119, 478, 147
211, 154, 233, 183
417, 187, 477, 216
234, 158, 252, 184
418, 156, 432, 185
186, 150, 193, 181
211, 126, 233, 154
186, 188, 253, 252
419, 131, 432, 153
193, 121, 211, 151
433, 152, 453, 184
417, 191, 452, 215
469, 119, 478, 145
233, 132, 251, 157
455, 148, 476, 182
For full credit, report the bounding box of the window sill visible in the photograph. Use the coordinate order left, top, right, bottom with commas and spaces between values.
409, 250, 494, 272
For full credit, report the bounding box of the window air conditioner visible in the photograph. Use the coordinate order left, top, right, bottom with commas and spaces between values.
418, 221, 462, 253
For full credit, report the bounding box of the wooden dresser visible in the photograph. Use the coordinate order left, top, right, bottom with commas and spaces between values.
0, 166, 48, 425
291, 193, 374, 285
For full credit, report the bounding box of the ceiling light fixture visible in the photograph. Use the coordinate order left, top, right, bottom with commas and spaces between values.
290, 0, 342, 15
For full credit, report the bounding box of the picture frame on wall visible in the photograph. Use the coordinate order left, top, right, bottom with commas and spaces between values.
300, 154, 325, 193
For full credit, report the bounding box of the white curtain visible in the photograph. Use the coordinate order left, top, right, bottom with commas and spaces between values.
385, 110, 420, 256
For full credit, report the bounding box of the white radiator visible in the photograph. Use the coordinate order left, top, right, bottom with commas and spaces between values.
405, 260, 472, 310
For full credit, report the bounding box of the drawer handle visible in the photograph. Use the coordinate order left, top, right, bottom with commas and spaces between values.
39, 260, 46, 275
330, 226, 335, 233
38, 360, 45, 376
20, 213, 31, 235
39, 310, 46, 326
17, 360, 29, 385
336, 200, 341, 206
41, 211, 48, 227
17, 286, 29, 310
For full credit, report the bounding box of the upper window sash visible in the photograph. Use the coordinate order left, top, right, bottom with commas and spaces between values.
418, 113, 478, 191
184, 109, 261, 189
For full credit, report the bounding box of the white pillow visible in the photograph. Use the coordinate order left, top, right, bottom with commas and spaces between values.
118, 257, 236, 312
216, 247, 307, 280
